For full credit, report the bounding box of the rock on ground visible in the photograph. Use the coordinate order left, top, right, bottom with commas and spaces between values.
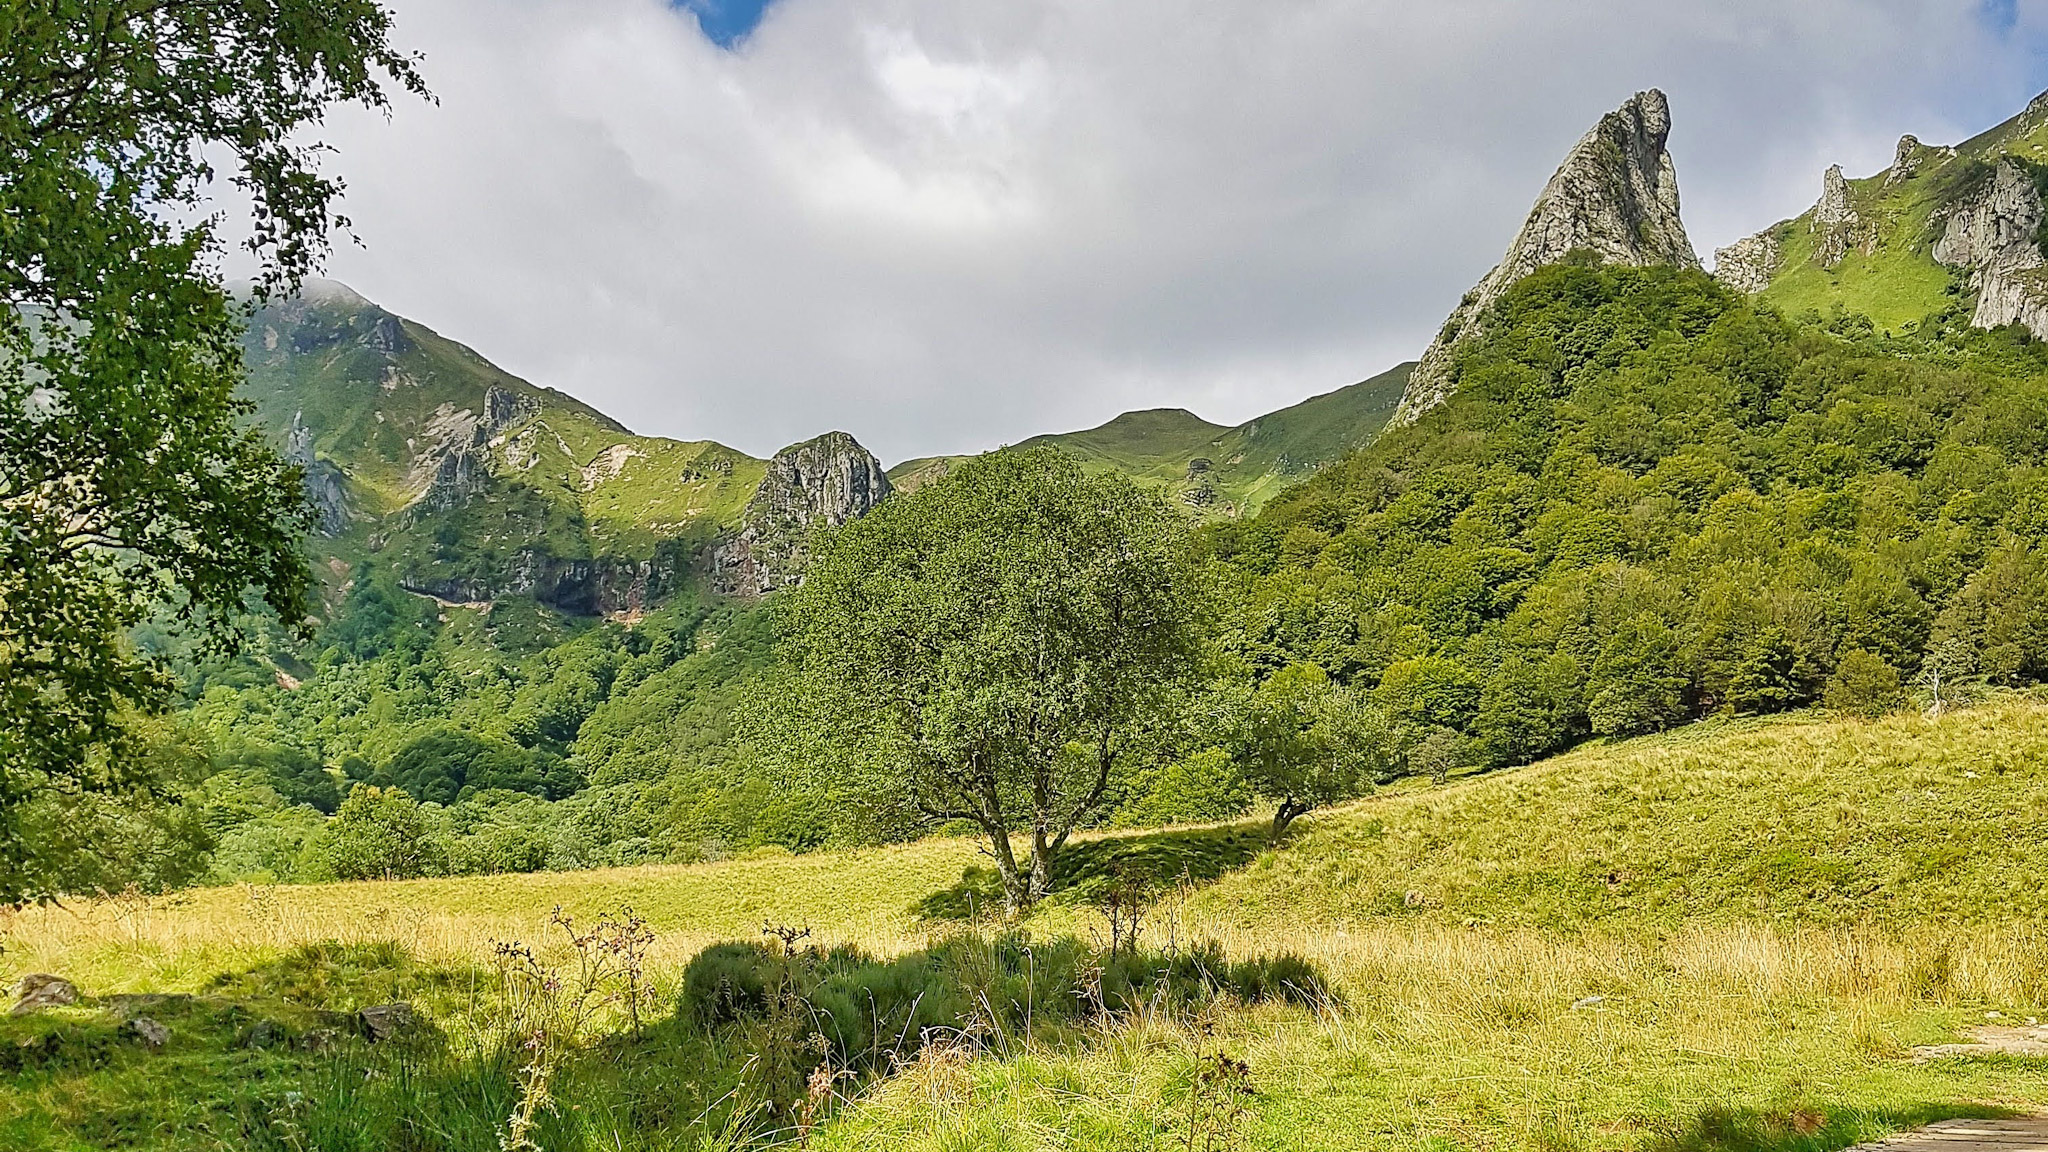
10, 974, 79, 1016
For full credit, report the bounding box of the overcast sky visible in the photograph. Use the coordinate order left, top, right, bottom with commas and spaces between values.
282, 0, 2048, 464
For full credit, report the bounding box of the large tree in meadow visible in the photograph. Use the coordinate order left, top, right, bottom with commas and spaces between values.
774, 448, 1205, 910
0, 2, 425, 903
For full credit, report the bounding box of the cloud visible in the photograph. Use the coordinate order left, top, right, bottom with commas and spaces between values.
287, 0, 2048, 463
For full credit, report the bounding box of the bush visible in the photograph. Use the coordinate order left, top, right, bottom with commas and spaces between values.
322, 786, 446, 881
1825, 648, 1906, 719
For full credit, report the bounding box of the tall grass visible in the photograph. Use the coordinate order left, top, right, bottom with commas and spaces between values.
7, 699, 2048, 1150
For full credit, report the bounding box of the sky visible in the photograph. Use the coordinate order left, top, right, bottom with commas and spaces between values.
278, 0, 2048, 465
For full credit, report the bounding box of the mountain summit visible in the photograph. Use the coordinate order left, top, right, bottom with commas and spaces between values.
1393, 89, 1700, 425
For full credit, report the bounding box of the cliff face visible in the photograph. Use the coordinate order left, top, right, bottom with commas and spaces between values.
1394, 89, 1700, 426
715, 431, 892, 597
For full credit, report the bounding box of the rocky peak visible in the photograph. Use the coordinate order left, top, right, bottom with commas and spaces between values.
1884, 135, 1924, 188
1393, 89, 1699, 426
1813, 165, 1861, 269
715, 431, 891, 597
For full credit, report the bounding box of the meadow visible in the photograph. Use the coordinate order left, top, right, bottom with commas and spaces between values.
6, 698, 2048, 1150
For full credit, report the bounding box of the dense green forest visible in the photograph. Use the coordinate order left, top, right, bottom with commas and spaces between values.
59, 259, 2048, 892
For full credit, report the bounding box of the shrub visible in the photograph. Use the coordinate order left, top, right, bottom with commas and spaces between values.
1825, 649, 1906, 718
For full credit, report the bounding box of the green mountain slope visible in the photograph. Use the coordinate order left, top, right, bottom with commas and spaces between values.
243, 281, 767, 558
1719, 90, 2048, 334
890, 361, 1413, 516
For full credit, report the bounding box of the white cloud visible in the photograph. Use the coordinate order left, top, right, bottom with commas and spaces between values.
284, 0, 2048, 462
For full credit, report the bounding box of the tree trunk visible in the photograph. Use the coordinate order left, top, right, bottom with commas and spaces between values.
1270, 799, 1309, 844
984, 824, 1033, 913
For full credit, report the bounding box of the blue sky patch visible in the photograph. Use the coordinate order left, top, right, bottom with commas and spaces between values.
678, 0, 776, 49
1982, 0, 2019, 34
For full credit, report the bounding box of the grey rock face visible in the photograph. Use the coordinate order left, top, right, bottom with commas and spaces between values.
1884, 134, 1924, 188
1394, 89, 1699, 426
1931, 159, 2048, 336
410, 384, 541, 513
287, 411, 352, 536
715, 431, 891, 597
10, 974, 78, 1016
1714, 231, 1781, 294
1813, 165, 1860, 269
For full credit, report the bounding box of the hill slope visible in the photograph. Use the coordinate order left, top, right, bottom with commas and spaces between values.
242, 281, 883, 615
8, 699, 2048, 1151
1718, 89, 2048, 336
890, 361, 1413, 516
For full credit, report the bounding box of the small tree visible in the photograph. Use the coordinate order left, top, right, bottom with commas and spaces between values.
1228, 664, 1389, 842
770, 448, 1203, 910
325, 786, 443, 881
1825, 648, 1905, 719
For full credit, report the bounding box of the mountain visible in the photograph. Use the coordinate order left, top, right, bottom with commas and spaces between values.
889, 361, 1413, 517
1716, 89, 2048, 336
1394, 89, 1700, 426
241, 281, 887, 616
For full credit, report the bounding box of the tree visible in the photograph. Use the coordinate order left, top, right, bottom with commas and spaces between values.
323, 786, 443, 881
1226, 664, 1390, 841
0, 3, 426, 903
1825, 648, 1905, 719
771, 448, 1204, 910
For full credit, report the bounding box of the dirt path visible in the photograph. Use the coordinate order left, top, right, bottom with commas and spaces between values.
1848, 1118, 2048, 1152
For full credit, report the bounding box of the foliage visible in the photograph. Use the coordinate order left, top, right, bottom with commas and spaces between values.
768, 447, 1207, 908
1220, 664, 1392, 838
1825, 649, 1907, 718
0, 0, 425, 904
320, 786, 443, 881
1207, 263, 2048, 771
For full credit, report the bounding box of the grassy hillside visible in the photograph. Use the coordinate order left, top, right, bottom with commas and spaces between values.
242, 281, 767, 560
1745, 96, 2048, 331
7, 698, 2048, 1150
890, 362, 1413, 517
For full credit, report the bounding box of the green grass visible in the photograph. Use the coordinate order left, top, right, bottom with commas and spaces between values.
9, 699, 2048, 1149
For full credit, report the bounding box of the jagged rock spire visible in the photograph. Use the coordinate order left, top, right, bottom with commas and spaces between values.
1392, 89, 1700, 427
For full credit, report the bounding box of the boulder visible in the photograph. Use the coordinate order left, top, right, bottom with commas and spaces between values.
357, 1002, 422, 1043
126, 1016, 170, 1051
10, 974, 79, 1016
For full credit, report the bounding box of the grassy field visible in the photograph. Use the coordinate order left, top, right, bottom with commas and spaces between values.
6, 699, 2048, 1149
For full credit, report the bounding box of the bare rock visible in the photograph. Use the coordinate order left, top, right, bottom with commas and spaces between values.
714, 431, 891, 597
1884, 134, 1924, 188
1928, 158, 2048, 337
357, 1002, 422, 1043
1395, 89, 1699, 426
1714, 231, 1781, 294
10, 974, 79, 1016
126, 1016, 170, 1051
1812, 165, 1860, 270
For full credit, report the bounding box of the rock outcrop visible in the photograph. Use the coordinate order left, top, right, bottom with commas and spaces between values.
10, 974, 78, 1016
1812, 164, 1861, 269
1393, 89, 1699, 426
1929, 158, 2048, 335
287, 412, 352, 536
714, 431, 891, 597
1713, 232, 1781, 294
410, 384, 541, 513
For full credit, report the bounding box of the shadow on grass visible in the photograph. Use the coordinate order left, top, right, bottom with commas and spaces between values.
914, 822, 1269, 921
1645, 1101, 2025, 1152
